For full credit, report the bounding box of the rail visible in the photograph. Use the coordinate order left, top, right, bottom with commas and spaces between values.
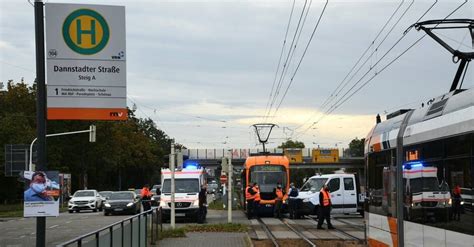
282, 219, 316, 247
256, 218, 279, 247
57, 207, 162, 247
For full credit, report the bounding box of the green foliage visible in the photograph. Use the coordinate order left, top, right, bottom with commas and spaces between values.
159, 227, 186, 240
348, 138, 365, 157
278, 140, 305, 149
0, 80, 178, 202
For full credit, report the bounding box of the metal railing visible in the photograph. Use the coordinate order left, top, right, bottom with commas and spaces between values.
57, 207, 162, 247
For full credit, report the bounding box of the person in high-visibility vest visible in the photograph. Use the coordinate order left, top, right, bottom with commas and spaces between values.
317, 184, 335, 229
246, 184, 256, 219
273, 183, 284, 219
253, 183, 260, 218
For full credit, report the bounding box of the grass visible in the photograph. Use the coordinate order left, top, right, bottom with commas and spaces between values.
158, 227, 187, 240
185, 223, 248, 233
207, 200, 225, 210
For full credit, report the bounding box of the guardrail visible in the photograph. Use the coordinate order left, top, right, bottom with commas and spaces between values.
57, 207, 162, 247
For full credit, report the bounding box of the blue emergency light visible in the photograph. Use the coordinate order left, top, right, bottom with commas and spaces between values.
183, 160, 201, 170
403, 161, 424, 170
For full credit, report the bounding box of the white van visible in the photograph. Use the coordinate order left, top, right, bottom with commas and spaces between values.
159, 167, 206, 221
295, 173, 363, 217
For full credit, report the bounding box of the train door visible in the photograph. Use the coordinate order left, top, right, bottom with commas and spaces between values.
343, 176, 357, 213
327, 177, 343, 213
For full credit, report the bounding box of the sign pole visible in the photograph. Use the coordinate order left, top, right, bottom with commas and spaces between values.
170, 143, 176, 229
227, 157, 232, 223
34, 0, 47, 246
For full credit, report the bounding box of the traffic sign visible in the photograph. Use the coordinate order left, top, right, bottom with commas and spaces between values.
220, 175, 228, 184
45, 3, 126, 120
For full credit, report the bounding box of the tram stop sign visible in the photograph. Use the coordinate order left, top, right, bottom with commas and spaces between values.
220, 175, 228, 184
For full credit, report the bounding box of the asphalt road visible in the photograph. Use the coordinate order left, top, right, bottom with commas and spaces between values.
0, 210, 132, 247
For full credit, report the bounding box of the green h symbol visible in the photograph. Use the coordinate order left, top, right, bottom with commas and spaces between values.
76, 19, 96, 45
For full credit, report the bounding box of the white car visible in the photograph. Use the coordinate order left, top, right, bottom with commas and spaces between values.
68, 190, 103, 213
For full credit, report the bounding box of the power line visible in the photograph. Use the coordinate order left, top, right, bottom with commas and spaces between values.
270, 0, 329, 118
263, 0, 296, 121
293, 0, 408, 130
295, 0, 468, 138
265, 0, 309, 120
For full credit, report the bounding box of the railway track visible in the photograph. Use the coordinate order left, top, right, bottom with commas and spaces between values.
256, 218, 280, 247
305, 215, 364, 241
256, 218, 316, 247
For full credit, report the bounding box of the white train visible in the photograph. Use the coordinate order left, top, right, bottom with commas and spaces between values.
365, 87, 473, 246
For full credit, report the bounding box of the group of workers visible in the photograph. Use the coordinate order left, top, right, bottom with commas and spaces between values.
245, 182, 335, 229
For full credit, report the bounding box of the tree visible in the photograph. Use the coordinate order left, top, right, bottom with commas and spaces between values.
348, 138, 365, 157
278, 139, 305, 149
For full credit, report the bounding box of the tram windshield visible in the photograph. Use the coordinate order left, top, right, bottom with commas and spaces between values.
250, 165, 286, 193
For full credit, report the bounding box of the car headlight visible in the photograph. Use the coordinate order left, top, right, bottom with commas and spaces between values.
89, 200, 95, 203
159, 201, 167, 207
104, 203, 111, 208
151, 197, 155, 201
193, 200, 199, 206
302, 198, 309, 203
448, 199, 452, 205
127, 202, 134, 207
460, 201, 464, 205
68, 201, 74, 205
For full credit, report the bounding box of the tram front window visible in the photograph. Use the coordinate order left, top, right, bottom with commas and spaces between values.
250, 165, 286, 193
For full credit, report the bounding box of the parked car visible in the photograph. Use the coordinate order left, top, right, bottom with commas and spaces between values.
208, 180, 219, 194
103, 191, 141, 216
68, 190, 103, 213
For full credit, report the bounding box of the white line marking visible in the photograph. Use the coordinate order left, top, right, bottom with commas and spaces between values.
49, 224, 59, 229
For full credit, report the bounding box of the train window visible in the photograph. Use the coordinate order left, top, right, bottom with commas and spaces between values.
445, 135, 470, 157
327, 178, 340, 192
344, 178, 354, 190
422, 139, 443, 160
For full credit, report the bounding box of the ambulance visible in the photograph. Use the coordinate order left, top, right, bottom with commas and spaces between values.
403, 162, 452, 221
159, 162, 206, 221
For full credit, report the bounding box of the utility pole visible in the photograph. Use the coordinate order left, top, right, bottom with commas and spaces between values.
227, 156, 232, 223
170, 143, 176, 229
34, 0, 47, 246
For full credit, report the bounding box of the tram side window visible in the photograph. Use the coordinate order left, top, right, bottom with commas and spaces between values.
404, 133, 473, 236
368, 150, 391, 216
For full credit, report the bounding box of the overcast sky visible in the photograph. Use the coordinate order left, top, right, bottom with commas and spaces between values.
1, 0, 472, 149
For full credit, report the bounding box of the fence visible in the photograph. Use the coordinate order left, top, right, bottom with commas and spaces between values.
57, 207, 162, 247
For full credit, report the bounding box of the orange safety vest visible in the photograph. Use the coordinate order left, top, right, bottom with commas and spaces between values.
321, 189, 331, 206
141, 187, 151, 198
275, 188, 283, 200
246, 186, 255, 200
254, 187, 261, 201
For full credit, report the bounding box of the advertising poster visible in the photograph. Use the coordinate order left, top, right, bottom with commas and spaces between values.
23, 171, 60, 217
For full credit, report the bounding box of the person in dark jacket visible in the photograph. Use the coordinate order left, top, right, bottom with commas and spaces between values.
198, 184, 207, 224
288, 183, 299, 219
452, 184, 462, 221
318, 184, 335, 229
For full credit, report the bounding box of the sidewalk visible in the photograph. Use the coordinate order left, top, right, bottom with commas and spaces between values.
159, 209, 251, 247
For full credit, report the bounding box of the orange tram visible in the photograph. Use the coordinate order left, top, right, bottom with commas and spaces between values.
241, 153, 290, 215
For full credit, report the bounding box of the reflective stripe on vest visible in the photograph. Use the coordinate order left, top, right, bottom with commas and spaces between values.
254, 187, 260, 201
276, 188, 283, 200
321, 189, 331, 206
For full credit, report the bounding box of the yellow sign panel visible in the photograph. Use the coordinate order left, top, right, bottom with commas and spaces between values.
284, 149, 303, 163
312, 149, 339, 163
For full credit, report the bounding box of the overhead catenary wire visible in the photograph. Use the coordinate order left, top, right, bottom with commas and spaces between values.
293, 0, 409, 130
263, 0, 297, 121
265, 0, 309, 120
269, 0, 329, 119
266, 0, 315, 119
295, 0, 467, 138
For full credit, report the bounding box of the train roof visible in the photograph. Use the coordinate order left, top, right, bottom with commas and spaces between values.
366, 88, 473, 153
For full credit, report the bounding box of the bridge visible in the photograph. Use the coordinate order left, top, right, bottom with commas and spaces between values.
176, 148, 364, 170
